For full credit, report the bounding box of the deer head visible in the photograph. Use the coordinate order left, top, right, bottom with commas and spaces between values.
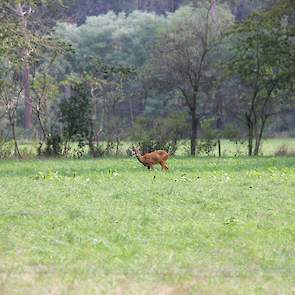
131, 147, 141, 157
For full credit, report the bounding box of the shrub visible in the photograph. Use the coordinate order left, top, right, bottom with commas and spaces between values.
0, 139, 14, 159
89, 143, 106, 158
275, 144, 295, 156
198, 119, 218, 156
130, 114, 187, 154
60, 81, 94, 158
197, 139, 217, 156
38, 134, 63, 157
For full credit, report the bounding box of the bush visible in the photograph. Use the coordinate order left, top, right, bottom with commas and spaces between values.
130, 114, 187, 154
0, 139, 14, 159
89, 143, 106, 158
222, 124, 247, 156
197, 119, 218, 156
38, 134, 63, 157
197, 139, 217, 156
60, 81, 95, 158
275, 144, 295, 156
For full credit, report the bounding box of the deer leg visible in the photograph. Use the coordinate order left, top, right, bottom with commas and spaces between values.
160, 161, 167, 171
160, 161, 169, 171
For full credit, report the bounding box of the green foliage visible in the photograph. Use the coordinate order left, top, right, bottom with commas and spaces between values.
0, 139, 14, 159
37, 133, 63, 157
60, 82, 93, 142
226, 0, 295, 155
197, 119, 219, 156
148, 4, 234, 155
131, 113, 187, 154
56, 10, 165, 68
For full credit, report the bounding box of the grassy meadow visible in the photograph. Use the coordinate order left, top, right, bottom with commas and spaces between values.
8, 137, 295, 159
0, 154, 295, 294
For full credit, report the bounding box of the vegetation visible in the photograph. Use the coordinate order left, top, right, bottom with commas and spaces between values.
0, 156, 295, 294
0, 0, 294, 158
149, 4, 234, 155
0, 2, 294, 293
226, 0, 295, 156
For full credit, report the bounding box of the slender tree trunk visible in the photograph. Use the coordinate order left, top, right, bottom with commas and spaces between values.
253, 117, 267, 156
218, 139, 221, 157
17, 4, 33, 129
23, 62, 32, 129
246, 113, 254, 156
9, 114, 22, 159
36, 111, 47, 141
191, 113, 198, 156
246, 116, 254, 156
216, 93, 223, 158
116, 136, 120, 156
253, 139, 260, 156
128, 96, 134, 125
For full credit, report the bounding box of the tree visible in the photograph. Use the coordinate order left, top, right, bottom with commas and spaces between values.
55, 10, 165, 134
227, 0, 295, 156
0, 0, 70, 129
0, 64, 22, 158
149, 4, 234, 155
31, 72, 60, 140
60, 81, 94, 156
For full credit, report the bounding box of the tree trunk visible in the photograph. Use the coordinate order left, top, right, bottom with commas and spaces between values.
128, 96, 134, 126
253, 117, 267, 156
246, 113, 253, 156
116, 136, 120, 156
190, 113, 198, 156
36, 110, 47, 141
9, 114, 22, 159
17, 4, 33, 129
218, 139, 221, 157
23, 62, 32, 129
216, 93, 223, 158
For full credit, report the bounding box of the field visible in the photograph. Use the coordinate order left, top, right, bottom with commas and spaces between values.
6, 137, 295, 158
0, 155, 295, 294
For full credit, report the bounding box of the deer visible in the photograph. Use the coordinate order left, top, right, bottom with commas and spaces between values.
132, 148, 169, 171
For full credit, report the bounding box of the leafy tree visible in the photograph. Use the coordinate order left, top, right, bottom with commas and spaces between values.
55, 10, 165, 137
56, 10, 165, 68
226, 0, 295, 156
0, 0, 70, 129
148, 4, 234, 155
60, 81, 94, 153
31, 72, 60, 140
0, 64, 22, 158
131, 113, 187, 154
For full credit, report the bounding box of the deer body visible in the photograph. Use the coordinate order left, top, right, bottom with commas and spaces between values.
133, 149, 169, 171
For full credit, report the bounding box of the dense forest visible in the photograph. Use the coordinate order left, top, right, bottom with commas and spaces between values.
0, 0, 294, 158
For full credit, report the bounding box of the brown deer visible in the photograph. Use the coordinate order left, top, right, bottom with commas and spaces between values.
132, 148, 169, 171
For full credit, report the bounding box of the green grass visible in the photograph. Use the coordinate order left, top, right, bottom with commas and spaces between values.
0, 156, 295, 294
10, 137, 295, 158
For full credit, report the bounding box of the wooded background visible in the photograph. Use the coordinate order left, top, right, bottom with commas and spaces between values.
0, 0, 294, 158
